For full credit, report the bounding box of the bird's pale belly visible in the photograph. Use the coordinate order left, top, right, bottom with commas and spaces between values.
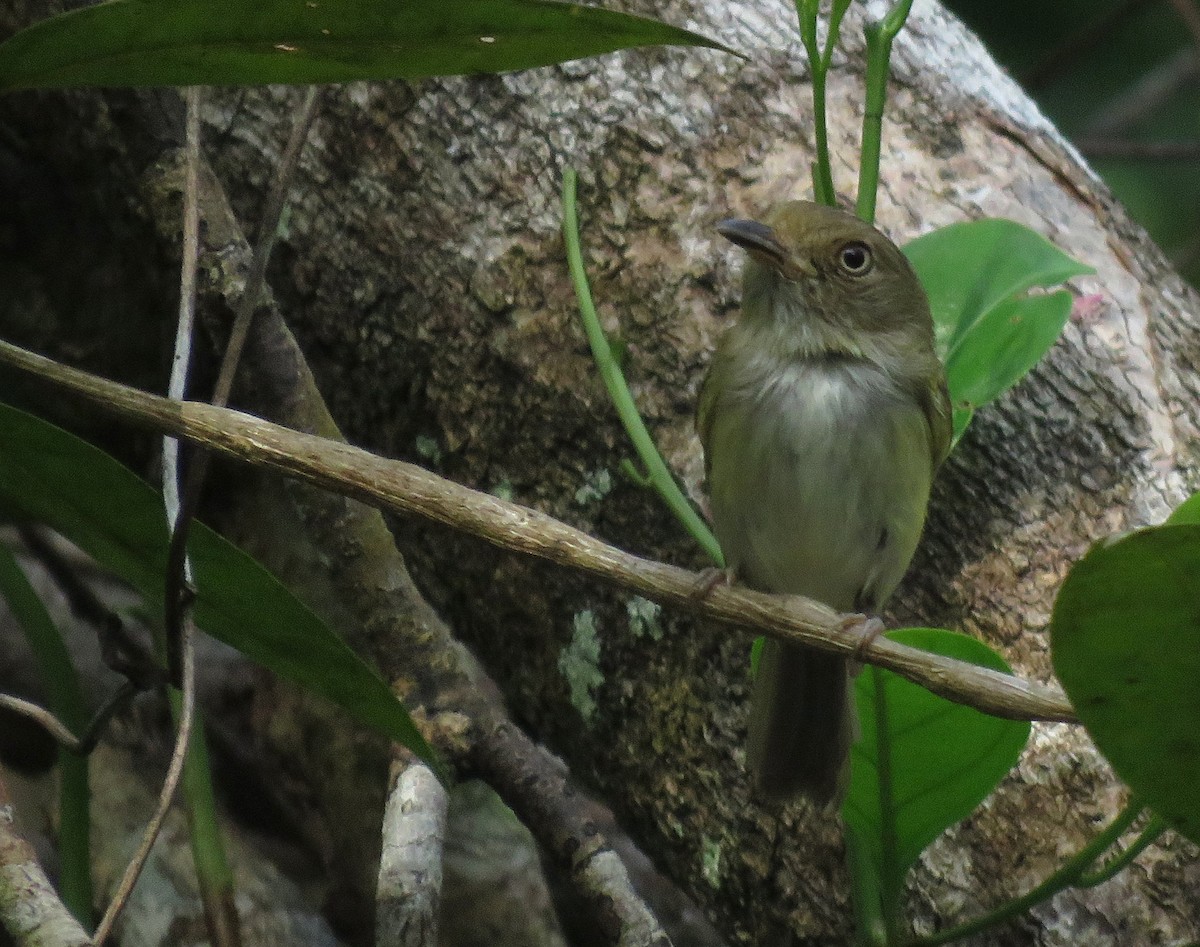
707, 362, 932, 612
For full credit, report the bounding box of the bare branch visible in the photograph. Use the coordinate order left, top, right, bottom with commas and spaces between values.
0, 337, 1077, 726
473, 723, 674, 947
376, 754, 449, 947
0, 692, 80, 751
0, 773, 92, 946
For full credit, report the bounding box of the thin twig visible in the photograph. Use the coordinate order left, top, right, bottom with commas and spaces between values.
0, 691, 81, 749
162, 84, 205, 679
91, 614, 196, 946
0, 683, 141, 757
211, 85, 321, 411
164, 85, 322, 678
75, 681, 139, 754
0, 338, 1078, 725
92, 86, 206, 947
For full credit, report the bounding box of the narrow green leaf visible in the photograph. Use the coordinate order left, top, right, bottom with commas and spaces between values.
0, 402, 440, 775
950, 404, 974, 445
843, 628, 1030, 916
1051, 525, 1200, 846
0, 543, 88, 735
0, 0, 731, 89
903, 219, 1092, 360
945, 290, 1072, 410
0, 542, 93, 924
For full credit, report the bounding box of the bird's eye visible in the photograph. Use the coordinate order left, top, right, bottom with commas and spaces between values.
838, 241, 873, 275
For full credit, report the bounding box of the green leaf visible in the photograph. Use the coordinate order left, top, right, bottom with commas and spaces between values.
1051, 525, 1200, 846
945, 290, 1072, 419
0, 541, 93, 924
0, 0, 731, 89
0, 402, 441, 775
1166, 491, 1200, 526
843, 628, 1030, 916
904, 219, 1092, 359
904, 219, 1091, 443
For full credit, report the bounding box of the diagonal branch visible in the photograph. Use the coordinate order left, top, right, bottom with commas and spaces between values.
0, 337, 1076, 725
0, 773, 92, 947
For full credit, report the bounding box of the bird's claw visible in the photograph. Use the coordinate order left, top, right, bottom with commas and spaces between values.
844, 614, 887, 670
691, 565, 737, 599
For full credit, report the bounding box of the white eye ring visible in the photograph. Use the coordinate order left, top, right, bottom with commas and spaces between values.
838, 241, 873, 275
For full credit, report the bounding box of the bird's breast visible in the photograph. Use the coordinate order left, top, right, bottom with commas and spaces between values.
705, 356, 933, 611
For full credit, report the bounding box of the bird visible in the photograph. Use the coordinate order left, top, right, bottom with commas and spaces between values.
698, 199, 951, 806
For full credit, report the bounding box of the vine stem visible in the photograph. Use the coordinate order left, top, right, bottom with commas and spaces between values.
561, 166, 724, 567
909, 800, 1147, 946
857, 0, 914, 223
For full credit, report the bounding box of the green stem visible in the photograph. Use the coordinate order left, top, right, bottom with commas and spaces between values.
57, 751, 91, 922
809, 62, 836, 206
856, 0, 915, 223
823, 0, 853, 66
846, 822, 888, 946
562, 167, 724, 567
0, 540, 93, 925
871, 666, 906, 943
153, 614, 238, 943
1075, 813, 1166, 887
909, 801, 1145, 946
797, 2, 836, 205
169, 690, 238, 931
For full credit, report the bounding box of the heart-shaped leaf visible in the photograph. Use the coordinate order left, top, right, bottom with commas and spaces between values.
944, 290, 1073, 440
1166, 491, 1200, 526
904, 219, 1091, 359
904, 219, 1091, 443
0, 402, 439, 773
843, 628, 1030, 915
1051, 524, 1200, 845
0, 0, 731, 89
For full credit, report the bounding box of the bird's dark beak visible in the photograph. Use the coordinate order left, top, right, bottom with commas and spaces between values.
716, 218, 787, 266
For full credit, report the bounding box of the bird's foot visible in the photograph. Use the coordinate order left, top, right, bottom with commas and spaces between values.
843, 614, 887, 671
691, 565, 737, 599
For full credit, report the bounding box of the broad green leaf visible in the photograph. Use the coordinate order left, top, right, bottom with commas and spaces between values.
0, 0, 731, 89
0, 402, 440, 774
843, 628, 1030, 915
945, 290, 1072, 438
1051, 525, 1200, 846
1166, 491, 1200, 526
904, 219, 1091, 443
904, 219, 1092, 359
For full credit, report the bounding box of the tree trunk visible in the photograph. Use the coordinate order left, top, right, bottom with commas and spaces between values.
1, 0, 1199, 943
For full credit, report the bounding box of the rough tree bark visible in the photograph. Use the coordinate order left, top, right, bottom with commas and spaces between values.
1, 0, 1199, 944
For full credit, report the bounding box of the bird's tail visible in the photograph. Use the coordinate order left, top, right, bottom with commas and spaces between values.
746, 638, 855, 808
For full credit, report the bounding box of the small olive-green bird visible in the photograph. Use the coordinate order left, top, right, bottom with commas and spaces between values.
699, 200, 952, 806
